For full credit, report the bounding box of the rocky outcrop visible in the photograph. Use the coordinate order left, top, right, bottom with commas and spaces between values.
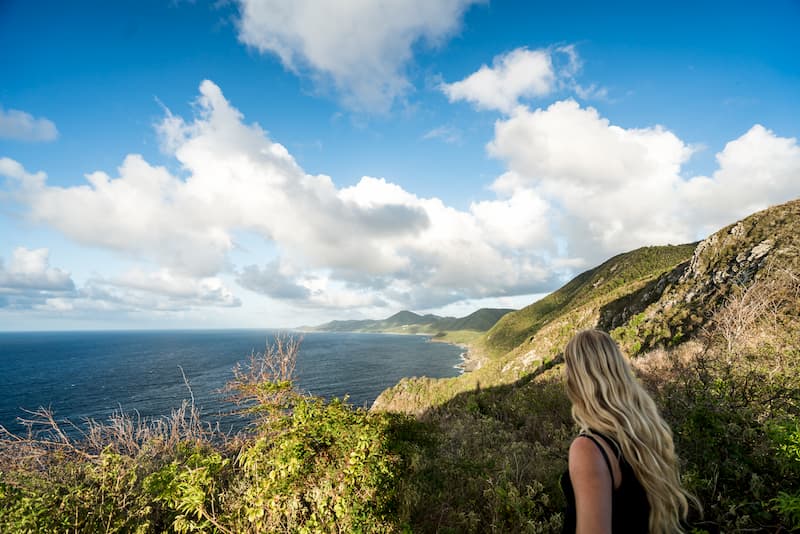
598, 260, 690, 331
615, 199, 800, 352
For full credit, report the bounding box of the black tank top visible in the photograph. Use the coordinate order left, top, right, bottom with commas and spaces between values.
560, 431, 650, 533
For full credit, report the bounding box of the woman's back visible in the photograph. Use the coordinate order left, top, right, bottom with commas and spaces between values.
560, 432, 650, 533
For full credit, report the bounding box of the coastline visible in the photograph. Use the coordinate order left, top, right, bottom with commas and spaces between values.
458, 344, 485, 373
307, 328, 485, 375
303, 328, 485, 376
429, 337, 484, 374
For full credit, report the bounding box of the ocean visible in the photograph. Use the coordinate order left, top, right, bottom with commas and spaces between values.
0, 330, 463, 433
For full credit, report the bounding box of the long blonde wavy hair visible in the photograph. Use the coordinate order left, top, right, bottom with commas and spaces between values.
564, 329, 699, 533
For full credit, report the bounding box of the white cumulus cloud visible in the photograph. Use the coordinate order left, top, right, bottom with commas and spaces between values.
0, 106, 58, 142
0, 247, 75, 309
86, 269, 241, 310
681, 124, 800, 235
487, 99, 800, 266
6, 82, 796, 317
2, 80, 555, 311
441, 45, 604, 113
0, 246, 239, 313
0, 247, 74, 292
236, 0, 482, 112
441, 48, 556, 113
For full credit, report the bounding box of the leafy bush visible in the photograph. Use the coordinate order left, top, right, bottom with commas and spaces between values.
635, 271, 800, 531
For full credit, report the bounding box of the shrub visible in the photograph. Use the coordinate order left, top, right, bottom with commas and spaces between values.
636, 271, 800, 531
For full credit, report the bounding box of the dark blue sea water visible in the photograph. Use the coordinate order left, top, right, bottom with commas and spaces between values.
0, 330, 463, 433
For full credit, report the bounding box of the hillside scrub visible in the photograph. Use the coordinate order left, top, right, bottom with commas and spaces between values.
377, 200, 800, 417
637, 270, 800, 531
482, 244, 697, 356
391, 268, 800, 533
373, 243, 698, 415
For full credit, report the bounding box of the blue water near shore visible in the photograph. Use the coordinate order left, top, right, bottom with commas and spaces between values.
0, 330, 463, 433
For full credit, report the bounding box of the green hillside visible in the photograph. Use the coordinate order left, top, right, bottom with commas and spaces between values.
438, 308, 515, 332
607, 198, 800, 353
372, 244, 697, 413
481, 244, 697, 356
305, 308, 514, 335
371, 198, 800, 532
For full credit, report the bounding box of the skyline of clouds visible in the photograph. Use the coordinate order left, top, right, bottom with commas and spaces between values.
2, 76, 799, 322
1, 1, 798, 328
2, 80, 557, 315
487, 100, 800, 263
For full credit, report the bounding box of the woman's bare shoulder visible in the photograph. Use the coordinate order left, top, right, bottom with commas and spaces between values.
569, 436, 612, 482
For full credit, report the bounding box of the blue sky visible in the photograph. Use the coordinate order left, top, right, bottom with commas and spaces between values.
1, 0, 799, 330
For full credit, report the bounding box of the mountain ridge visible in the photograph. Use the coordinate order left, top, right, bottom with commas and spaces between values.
301, 307, 515, 335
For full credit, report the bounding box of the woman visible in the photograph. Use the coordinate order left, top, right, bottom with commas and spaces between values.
560, 329, 698, 533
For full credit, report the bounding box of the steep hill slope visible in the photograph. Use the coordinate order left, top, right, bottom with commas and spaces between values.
480, 244, 697, 356
374, 198, 800, 414
605, 198, 800, 353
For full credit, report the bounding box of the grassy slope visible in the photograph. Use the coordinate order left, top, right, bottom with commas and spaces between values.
480, 244, 697, 357
383, 199, 800, 532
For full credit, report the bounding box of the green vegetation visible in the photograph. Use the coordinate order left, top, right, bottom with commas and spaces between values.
2, 199, 799, 532
481, 244, 697, 357
4, 270, 796, 532
376, 199, 800, 415
373, 243, 697, 414
372, 199, 800, 531
0, 338, 420, 533
430, 329, 483, 345
638, 270, 800, 530
305, 308, 514, 336
610, 198, 800, 355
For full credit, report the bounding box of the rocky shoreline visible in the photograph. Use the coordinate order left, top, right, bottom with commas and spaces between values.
430, 338, 485, 373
